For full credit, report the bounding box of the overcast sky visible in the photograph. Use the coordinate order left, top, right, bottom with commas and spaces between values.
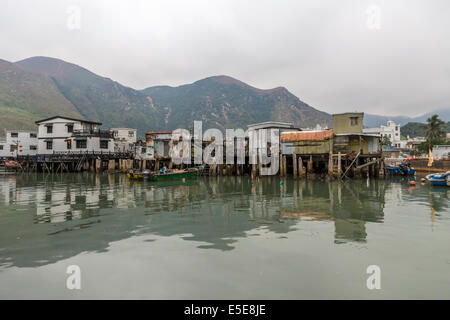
1, 0, 449, 116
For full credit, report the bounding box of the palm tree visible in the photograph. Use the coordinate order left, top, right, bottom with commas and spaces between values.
425, 115, 445, 141
424, 115, 445, 165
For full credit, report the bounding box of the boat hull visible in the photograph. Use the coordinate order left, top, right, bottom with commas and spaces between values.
149, 170, 198, 181
5, 161, 20, 169
127, 173, 145, 180
426, 172, 450, 187
386, 165, 415, 176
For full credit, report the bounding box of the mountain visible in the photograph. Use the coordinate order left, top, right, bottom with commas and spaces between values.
401, 121, 450, 138
364, 108, 450, 128
141, 75, 332, 130
0, 59, 82, 134
15, 56, 164, 135
0, 56, 333, 136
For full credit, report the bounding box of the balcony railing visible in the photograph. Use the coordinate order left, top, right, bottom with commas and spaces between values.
72, 129, 113, 139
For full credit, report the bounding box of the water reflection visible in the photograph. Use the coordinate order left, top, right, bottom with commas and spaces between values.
0, 173, 448, 268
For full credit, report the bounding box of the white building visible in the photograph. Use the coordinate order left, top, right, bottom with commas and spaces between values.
136, 131, 173, 160
432, 145, 450, 159
0, 131, 38, 158
363, 120, 404, 148
35, 116, 114, 155
110, 128, 137, 152
248, 122, 300, 158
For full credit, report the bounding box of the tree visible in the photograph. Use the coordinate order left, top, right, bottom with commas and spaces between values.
381, 135, 392, 146
425, 115, 446, 143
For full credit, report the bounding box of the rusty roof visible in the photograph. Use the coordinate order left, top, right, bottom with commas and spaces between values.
146, 131, 173, 135
281, 129, 333, 142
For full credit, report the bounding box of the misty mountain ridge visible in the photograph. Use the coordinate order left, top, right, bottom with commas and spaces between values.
364, 109, 450, 128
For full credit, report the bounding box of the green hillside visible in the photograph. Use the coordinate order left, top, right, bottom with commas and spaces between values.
401, 121, 450, 138
1, 56, 332, 137
16, 57, 165, 136
0, 59, 82, 135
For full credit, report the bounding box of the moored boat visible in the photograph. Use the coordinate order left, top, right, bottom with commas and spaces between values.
148, 168, 198, 182
426, 171, 450, 187
386, 165, 416, 176
127, 169, 151, 181
5, 160, 20, 169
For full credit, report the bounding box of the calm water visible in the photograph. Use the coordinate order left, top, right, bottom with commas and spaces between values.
0, 173, 449, 299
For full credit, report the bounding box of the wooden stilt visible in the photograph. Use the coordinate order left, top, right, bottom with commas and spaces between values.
328, 151, 333, 177
293, 154, 298, 178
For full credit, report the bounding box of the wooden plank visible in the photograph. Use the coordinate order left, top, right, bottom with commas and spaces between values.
355, 159, 379, 170
341, 151, 360, 179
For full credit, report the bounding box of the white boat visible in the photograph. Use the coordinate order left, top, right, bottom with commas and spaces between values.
425, 171, 450, 187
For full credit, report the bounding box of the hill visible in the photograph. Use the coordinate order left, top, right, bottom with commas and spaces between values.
0, 59, 82, 135
364, 109, 450, 128
141, 75, 332, 130
15, 56, 164, 135
401, 121, 450, 138
0, 56, 333, 136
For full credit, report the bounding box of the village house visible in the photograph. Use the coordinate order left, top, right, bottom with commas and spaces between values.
432, 145, 450, 159
0, 131, 38, 158
332, 113, 380, 155
363, 120, 404, 148
280, 113, 381, 177
136, 131, 173, 161
110, 128, 137, 152
35, 116, 114, 155
248, 121, 300, 156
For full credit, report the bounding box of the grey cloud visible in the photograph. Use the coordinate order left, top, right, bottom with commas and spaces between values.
1, 0, 449, 116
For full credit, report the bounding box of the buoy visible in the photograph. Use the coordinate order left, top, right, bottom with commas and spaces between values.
420, 178, 426, 182
409, 181, 416, 186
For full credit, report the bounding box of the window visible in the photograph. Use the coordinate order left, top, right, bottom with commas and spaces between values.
128, 131, 135, 137
30, 145, 37, 150
47, 125, 53, 134
10, 132, 18, 138
46, 141, 53, 150
76, 140, 87, 149
67, 124, 73, 133
10, 145, 17, 152
141, 147, 147, 153
113, 131, 118, 138
0, 145, 3, 150
30, 133, 37, 138
66, 140, 72, 150
100, 140, 109, 149
350, 117, 359, 126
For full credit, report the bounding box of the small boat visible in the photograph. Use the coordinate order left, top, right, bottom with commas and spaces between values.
5, 160, 20, 169
426, 171, 450, 187
386, 165, 416, 176
148, 168, 199, 182
127, 169, 151, 181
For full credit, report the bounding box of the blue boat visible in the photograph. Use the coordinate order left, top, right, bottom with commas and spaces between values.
386, 165, 416, 176
426, 171, 450, 187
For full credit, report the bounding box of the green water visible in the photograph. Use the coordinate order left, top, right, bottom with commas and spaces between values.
0, 173, 449, 299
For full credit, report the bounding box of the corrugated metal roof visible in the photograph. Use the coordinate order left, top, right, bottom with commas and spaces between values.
281, 129, 333, 142
146, 131, 173, 135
